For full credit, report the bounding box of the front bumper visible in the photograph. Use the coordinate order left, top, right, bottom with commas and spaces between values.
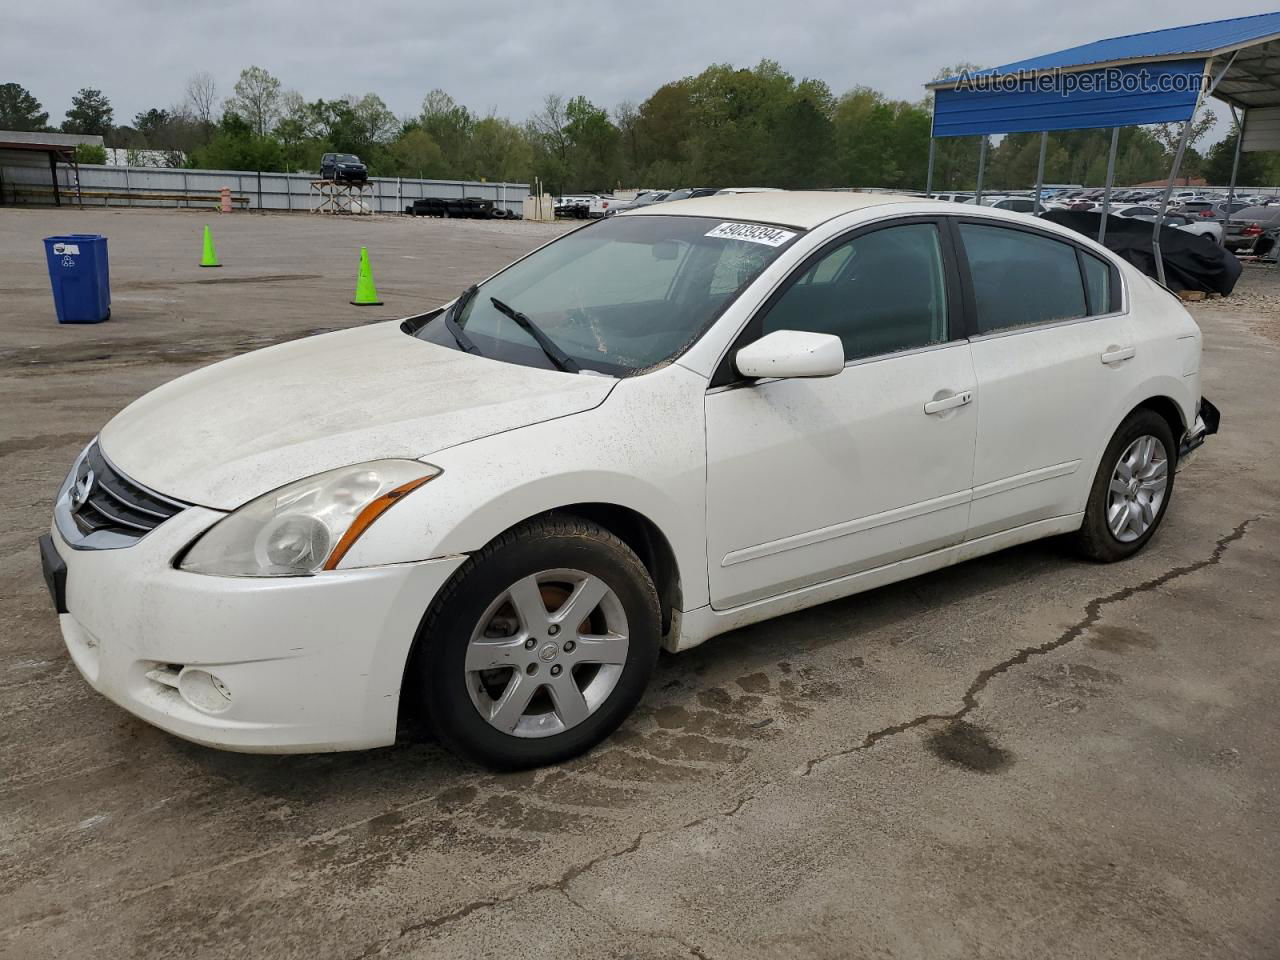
44, 507, 465, 753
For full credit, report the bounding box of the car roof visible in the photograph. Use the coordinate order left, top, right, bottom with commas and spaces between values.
623, 190, 929, 229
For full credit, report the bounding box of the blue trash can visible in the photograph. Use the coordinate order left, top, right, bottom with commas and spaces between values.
43, 234, 110, 324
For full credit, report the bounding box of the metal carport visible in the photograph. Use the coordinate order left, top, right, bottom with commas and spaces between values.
0, 131, 99, 207
925, 12, 1280, 284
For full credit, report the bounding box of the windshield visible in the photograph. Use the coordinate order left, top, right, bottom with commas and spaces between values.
414, 215, 799, 375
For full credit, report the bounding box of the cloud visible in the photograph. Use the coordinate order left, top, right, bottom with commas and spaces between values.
6, 0, 1273, 145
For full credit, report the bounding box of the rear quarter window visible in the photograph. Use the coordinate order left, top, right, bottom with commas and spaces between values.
1079, 252, 1116, 315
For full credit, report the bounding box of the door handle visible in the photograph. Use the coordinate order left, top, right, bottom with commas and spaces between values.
1101, 345, 1136, 365
923, 390, 973, 415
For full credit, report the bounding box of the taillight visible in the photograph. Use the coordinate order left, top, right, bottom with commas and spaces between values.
1244, 223, 1263, 237
1199, 209, 1213, 217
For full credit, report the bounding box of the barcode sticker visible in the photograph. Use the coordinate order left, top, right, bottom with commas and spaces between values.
705, 222, 797, 247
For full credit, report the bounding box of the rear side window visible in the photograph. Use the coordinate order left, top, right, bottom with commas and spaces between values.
959, 223, 1086, 333
1080, 252, 1114, 315
761, 223, 949, 362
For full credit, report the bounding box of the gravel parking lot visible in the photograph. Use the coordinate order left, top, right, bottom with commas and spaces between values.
1, 208, 1277, 960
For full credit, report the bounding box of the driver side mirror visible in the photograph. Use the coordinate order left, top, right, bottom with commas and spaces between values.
735, 330, 845, 380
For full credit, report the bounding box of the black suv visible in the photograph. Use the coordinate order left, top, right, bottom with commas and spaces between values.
320, 153, 368, 182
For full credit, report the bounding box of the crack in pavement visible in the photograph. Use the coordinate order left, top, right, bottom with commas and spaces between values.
349, 516, 1263, 958
351, 795, 753, 958
558, 887, 712, 960
800, 514, 1265, 777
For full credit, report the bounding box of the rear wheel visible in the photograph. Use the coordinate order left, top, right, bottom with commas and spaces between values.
409, 515, 660, 769
1072, 409, 1176, 562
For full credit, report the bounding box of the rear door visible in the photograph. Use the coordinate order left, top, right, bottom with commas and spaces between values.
953, 219, 1131, 539
704, 218, 977, 609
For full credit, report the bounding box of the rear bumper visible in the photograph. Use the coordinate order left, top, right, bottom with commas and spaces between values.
1226, 236, 1276, 257
1178, 397, 1220, 469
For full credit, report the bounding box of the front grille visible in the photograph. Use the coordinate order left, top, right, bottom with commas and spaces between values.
70, 443, 188, 539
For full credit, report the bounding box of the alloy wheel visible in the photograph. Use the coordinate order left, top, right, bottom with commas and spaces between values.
1106, 434, 1169, 542
465, 569, 629, 738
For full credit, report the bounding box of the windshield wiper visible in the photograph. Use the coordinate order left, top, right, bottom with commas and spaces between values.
444, 285, 482, 355
488, 297, 580, 373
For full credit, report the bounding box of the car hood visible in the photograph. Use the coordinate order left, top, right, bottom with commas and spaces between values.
98, 321, 615, 510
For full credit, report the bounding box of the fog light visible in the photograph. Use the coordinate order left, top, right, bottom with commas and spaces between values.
178, 668, 233, 714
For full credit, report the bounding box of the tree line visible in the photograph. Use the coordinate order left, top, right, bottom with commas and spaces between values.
1, 64, 1276, 192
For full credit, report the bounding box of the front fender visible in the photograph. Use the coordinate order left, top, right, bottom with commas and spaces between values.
335, 364, 711, 611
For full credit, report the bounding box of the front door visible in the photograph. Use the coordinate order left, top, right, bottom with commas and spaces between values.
704, 220, 978, 610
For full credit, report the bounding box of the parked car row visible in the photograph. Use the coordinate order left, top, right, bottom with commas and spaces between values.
1223, 204, 1280, 257
917, 190, 1239, 245
555, 187, 784, 219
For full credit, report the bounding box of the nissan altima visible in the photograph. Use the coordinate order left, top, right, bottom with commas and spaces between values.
41, 193, 1218, 769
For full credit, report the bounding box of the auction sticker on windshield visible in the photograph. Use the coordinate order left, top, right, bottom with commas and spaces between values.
704, 222, 797, 247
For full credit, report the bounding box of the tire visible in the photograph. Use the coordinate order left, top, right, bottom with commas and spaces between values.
1072, 409, 1177, 562
408, 514, 661, 769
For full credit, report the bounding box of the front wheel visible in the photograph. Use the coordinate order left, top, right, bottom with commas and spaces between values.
1072, 409, 1176, 562
409, 515, 661, 769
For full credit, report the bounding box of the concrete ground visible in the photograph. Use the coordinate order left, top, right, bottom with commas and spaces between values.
1, 208, 1277, 960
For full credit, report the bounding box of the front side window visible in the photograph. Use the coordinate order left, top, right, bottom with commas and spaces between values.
414, 215, 797, 374
959, 223, 1086, 334
760, 223, 949, 362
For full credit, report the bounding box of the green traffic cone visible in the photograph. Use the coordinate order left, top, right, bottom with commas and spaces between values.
350, 246, 383, 306
199, 224, 220, 268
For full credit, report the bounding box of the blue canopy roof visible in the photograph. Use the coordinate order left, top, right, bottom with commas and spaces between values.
947, 12, 1280, 80
928, 13, 1280, 137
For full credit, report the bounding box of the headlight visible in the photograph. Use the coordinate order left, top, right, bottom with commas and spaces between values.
180, 460, 439, 577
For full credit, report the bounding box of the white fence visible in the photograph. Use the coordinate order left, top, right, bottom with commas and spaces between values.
0, 161, 530, 215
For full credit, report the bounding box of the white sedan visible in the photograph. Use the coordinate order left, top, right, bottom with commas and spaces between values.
1112, 205, 1224, 243
41, 193, 1218, 769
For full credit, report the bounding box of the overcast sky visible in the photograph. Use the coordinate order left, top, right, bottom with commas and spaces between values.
8, 0, 1279, 144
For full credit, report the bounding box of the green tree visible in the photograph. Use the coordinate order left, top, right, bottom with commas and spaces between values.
419, 89, 474, 175
62, 88, 113, 136
768, 77, 837, 188
74, 143, 107, 164
0, 82, 49, 130
563, 95, 620, 188
923, 63, 985, 192
387, 128, 447, 179
190, 111, 283, 171
630, 61, 840, 190
1203, 125, 1270, 186
467, 116, 534, 182
133, 108, 171, 142
633, 80, 695, 180
321, 94, 397, 159
226, 66, 282, 137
